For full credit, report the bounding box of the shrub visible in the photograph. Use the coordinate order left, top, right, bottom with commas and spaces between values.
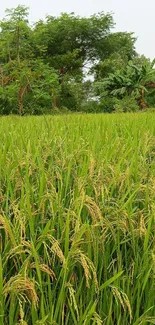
114, 96, 139, 112
81, 100, 101, 113
99, 96, 116, 113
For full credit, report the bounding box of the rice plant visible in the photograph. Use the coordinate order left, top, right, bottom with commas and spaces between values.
1, 112, 155, 324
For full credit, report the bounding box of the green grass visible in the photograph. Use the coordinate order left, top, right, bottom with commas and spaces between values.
1, 112, 155, 324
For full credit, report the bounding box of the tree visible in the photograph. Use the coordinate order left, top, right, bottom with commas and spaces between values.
0, 6, 60, 114
0, 5, 33, 63
33, 12, 114, 79
0, 59, 60, 115
91, 32, 137, 81
31, 12, 115, 108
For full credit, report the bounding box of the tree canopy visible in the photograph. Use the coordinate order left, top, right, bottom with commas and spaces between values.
0, 5, 154, 114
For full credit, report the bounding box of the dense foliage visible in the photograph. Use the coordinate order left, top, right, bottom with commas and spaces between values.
0, 5, 155, 114
0, 5, 152, 114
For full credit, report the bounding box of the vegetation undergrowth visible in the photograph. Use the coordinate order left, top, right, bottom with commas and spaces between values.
1, 113, 155, 324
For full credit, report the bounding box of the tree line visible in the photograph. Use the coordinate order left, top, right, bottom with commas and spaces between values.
0, 5, 155, 114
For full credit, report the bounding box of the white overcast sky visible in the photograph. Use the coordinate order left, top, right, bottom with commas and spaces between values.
0, 0, 154, 59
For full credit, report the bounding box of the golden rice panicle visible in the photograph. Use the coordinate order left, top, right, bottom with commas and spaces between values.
80, 253, 91, 288
4, 275, 38, 306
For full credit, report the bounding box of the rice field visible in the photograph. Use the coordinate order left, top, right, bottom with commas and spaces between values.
1, 112, 155, 324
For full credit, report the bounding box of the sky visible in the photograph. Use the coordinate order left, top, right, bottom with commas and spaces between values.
0, 0, 154, 59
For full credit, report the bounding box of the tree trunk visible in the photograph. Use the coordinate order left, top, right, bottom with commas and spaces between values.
0, 67, 4, 87
18, 89, 23, 115
53, 95, 57, 108
59, 67, 65, 85
137, 88, 147, 110
16, 24, 20, 64
51, 90, 57, 108
18, 84, 29, 115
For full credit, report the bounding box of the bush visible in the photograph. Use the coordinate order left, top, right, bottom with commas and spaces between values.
114, 96, 139, 112
81, 100, 101, 113
99, 97, 116, 113
145, 90, 155, 108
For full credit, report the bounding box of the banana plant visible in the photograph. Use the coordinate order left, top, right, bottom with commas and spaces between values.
103, 59, 155, 109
